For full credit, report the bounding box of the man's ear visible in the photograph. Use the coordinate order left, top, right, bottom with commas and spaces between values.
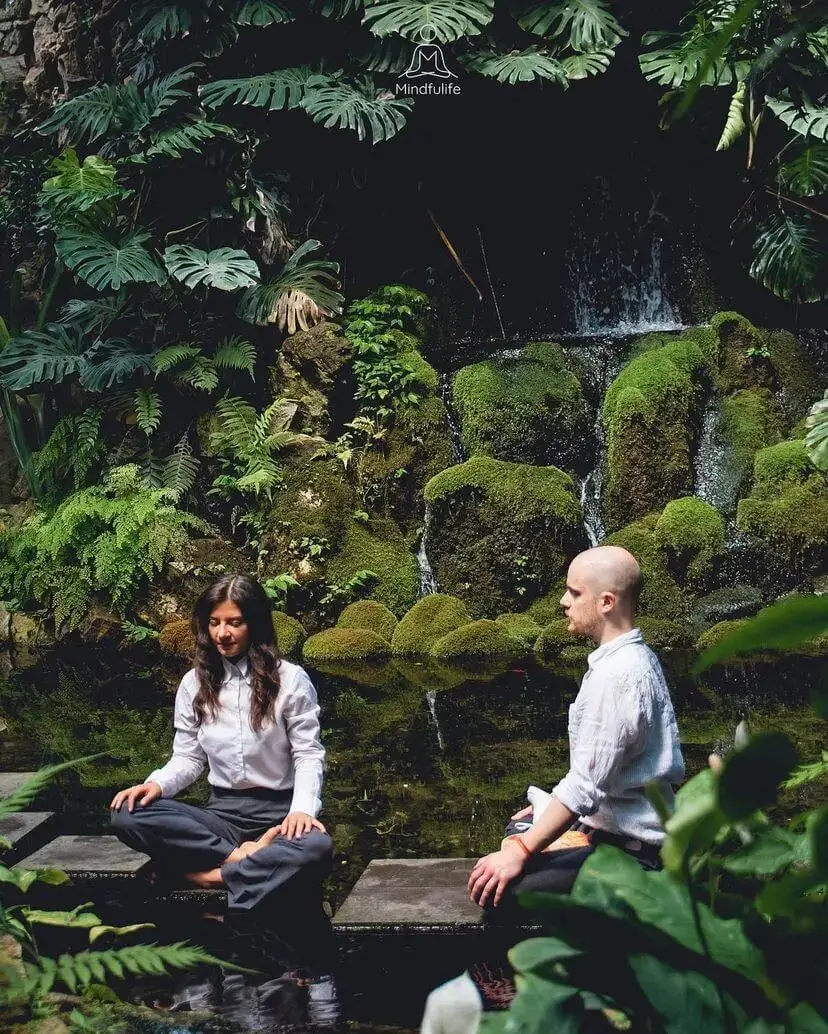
599, 591, 616, 613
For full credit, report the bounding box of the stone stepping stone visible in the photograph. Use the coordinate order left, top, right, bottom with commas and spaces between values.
332, 858, 484, 932
0, 812, 54, 862
14, 835, 151, 880
0, 772, 39, 798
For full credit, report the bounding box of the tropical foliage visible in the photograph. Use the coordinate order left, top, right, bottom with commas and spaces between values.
490, 591, 828, 1034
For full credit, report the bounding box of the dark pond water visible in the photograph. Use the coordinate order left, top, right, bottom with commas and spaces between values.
1, 642, 826, 1031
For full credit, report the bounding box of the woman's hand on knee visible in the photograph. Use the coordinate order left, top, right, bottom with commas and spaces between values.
276, 812, 326, 841
110, 782, 162, 813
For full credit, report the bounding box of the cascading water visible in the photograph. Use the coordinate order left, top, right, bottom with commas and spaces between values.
439, 371, 466, 464
693, 394, 742, 517
417, 503, 438, 596
425, 689, 445, 751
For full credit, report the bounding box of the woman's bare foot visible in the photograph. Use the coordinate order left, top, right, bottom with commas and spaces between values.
222, 826, 284, 865
183, 867, 226, 889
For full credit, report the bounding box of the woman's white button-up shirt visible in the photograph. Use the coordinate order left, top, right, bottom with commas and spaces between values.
146, 656, 325, 817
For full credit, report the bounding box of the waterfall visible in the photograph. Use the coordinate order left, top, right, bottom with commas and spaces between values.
693, 395, 742, 517
439, 372, 466, 464
418, 504, 438, 596
425, 689, 445, 751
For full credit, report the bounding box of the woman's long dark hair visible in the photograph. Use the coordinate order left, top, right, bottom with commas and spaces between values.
191, 574, 281, 732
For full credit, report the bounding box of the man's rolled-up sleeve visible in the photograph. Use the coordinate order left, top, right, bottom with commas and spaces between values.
552, 673, 646, 817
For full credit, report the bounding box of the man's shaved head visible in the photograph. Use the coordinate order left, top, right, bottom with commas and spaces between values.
569, 546, 642, 607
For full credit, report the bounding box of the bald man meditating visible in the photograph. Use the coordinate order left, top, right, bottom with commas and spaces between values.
468, 545, 685, 910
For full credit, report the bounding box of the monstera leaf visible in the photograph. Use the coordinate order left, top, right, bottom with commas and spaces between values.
778, 144, 828, 197
362, 0, 494, 43
135, 3, 194, 40
0, 323, 90, 390
301, 75, 413, 143
767, 92, 828, 143
144, 118, 236, 159
716, 81, 746, 151
56, 228, 165, 291
200, 66, 314, 110
639, 32, 749, 87
237, 239, 343, 328
749, 213, 825, 302
316, 0, 365, 14
561, 49, 612, 79
163, 246, 260, 290
37, 83, 141, 145
236, 0, 294, 25
463, 48, 568, 85
39, 149, 123, 218
518, 0, 626, 51
805, 391, 828, 472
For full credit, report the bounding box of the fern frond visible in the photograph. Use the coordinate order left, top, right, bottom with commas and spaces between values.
179, 355, 219, 391
134, 389, 162, 435
213, 336, 256, 377
162, 435, 199, 501
211, 395, 258, 453
0, 755, 107, 816
153, 344, 201, 374
200, 67, 314, 110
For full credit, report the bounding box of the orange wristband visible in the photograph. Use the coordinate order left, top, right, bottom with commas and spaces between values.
508, 834, 533, 860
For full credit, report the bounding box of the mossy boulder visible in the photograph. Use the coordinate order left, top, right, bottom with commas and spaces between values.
268, 321, 353, 437
326, 518, 419, 617
430, 619, 524, 661
605, 515, 687, 623
337, 599, 398, 641
653, 496, 725, 585
527, 579, 566, 625
695, 619, 749, 657
391, 593, 471, 656
495, 612, 542, 648
158, 618, 194, 657
713, 311, 775, 395
721, 387, 785, 489
534, 618, 574, 659
361, 395, 454, 527
638, 617, 690, 650
690, 585, 764, 633
424, 456, 586, 617
452, 342, 589, 471
763, 329, 820, 421
603, 328, 715, 530
272, 610, 306, 658
736, 440, 828, 561
392, 330, 440, 395
303, 626, 391, 664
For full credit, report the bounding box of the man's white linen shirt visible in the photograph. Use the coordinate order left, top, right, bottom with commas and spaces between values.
552, 628, 685, 844
147, 656, 325, 817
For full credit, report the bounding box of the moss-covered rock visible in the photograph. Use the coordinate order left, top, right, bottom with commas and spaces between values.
694, 618, 748, 656
268, 320, 353, 437
763, 329, 820, 422
603, 328, 715, 530
713, 311, 774, 395
159, 618, 194, 657
431, 619, 524, 661
736, 439, 828, 561
337, 599, 398, 641
653, 496, 725, 585
721, 387, 785, 488
391, 593, 471, 656
303, 626, 391, 664
495, 612, 543, 648
533, 618, 574, 659
424, 456, 586, 617
690, 585, 764, 633
638, 617, 690, 650
452, 342, 589, 471
360, 394, 453, 527
526, 579, 567, 625
326, 518, 419, 617
392, 330, 440, 395
605, 515, 687, 623
272, 610, 306, 658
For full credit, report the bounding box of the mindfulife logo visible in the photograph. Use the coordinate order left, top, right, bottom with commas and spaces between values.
396, 26, 461, 96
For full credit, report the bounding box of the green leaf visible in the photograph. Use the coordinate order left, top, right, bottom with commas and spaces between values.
134, 389, 162, 435
80, 339, 155, 391
462, 48, 569, 86
718, 732, 798, 821
723, 827, 809, 876
213, 335, 256, 376
363, 0, 494, 43
518, 0, 627, 51
778, 144, 828, 197
767, 93, 828, 143
180, 354, 219, 391
23, 908, 102, 928
628, 954, 733, 1031
56, 228, 165, 292
561, 49, 612, 79
694, 594, 828, 671
0, 323, 90, 390
145, 118, 236, 159
88, 922, 155, 943
152, 344, 201, 374
0, 755, 107, 816
161, 436, 199, 502
236, 0, 294, 25
639, 33, 749, 88
789, 1003, 828, 1034
504, 972, 584, 1033
40, 149, 123, 219
509, 936, 583, 974
135, 4, 193, 41
237, 239, 343, 327
301, 74, 413, 144
200, 66, 314, 110
716, 80, 746, 151
810, 805, 828, 874
37, 83, 139, 145
163, 245, 259, 291
661, 768, 725, 874
805, 390, 828, 471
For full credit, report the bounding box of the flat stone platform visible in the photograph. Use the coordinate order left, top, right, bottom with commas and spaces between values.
0, 812, 54, 861
332, 858, 485, 933
0, 772, 38, 798
14, 835, 151, 880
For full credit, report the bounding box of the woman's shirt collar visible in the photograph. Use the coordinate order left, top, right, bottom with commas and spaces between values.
221, 654, 251, 681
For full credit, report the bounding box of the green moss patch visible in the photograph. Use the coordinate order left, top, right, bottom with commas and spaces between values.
272, 610, 306, 658
391, 593, 471, 656
495, 612, 542, 648
638, 617, 690, 650
654, 496, 725, 584
303, 626, 391, 664
326, 519, 419, 617
534, 618, 574, 659
452, 342, 589, 470
424, 456, 585, 617
605, 515, 687, 623
721, 388, 785, 487
337, 599, 398, 641
430, 619, 524, 661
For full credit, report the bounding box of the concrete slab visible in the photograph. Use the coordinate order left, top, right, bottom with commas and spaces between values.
13, 836, 151, 879
0, 812, 54, 861
332, 859, 483, 932
0, 772, 38, 798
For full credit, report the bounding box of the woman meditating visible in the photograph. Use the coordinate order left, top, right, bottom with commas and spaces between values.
110, 573, 332, 916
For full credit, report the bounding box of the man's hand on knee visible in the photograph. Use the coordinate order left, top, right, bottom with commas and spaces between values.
468, 845, 526, 908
